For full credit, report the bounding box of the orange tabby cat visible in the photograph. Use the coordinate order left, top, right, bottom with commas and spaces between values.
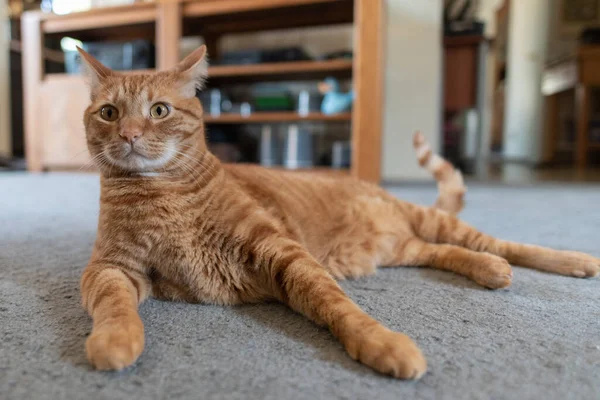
78, 46, 599, 380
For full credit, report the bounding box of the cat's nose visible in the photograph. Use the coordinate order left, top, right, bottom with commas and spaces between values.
119, 129, 143, 144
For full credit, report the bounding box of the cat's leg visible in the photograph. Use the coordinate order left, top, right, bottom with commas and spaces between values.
81, 262, 150, 370
383, 236, 513, 289
406, 204, 600, 279
263, 238, 427, 379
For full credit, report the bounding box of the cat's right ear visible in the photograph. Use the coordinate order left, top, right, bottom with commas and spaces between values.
77, 47, 113, 92
173, 45, 208, 98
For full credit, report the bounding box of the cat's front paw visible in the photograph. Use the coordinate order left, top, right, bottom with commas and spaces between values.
86, 318, 144, 371
346, 327, 427, 380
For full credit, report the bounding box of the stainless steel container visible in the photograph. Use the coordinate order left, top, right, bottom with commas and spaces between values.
331, 140, 351, 168
259, 125, 279, 166
282, 125, 313, 169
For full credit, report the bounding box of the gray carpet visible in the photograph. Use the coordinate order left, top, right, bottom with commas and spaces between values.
1, 173, 599, 400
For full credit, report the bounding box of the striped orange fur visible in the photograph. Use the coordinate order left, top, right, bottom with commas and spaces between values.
78, 46, 600, 379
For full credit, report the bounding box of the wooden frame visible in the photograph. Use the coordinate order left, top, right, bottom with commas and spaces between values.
21, 0, 383, 182
0, 0, 10, 157
352, 0, 383, 183
542, 46, 600, 168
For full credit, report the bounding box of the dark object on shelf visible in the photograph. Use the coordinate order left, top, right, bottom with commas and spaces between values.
296, 90, 323, 115
218, 47, 311, 66
580, 28, 600, 44
331, 141, 351, 169
316, 50, 353, 61
444, 21, 484, 36
444, 0, 485, 36
198, 89, 253, 117
64, 40, 155, 74
588, 119, 600, 143
254, 94, 294, 112
0, 156, 26, 171
206, 127, 241, 163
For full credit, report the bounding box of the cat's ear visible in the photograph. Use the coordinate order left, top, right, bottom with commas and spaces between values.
173, 45, 208, 98
77, 47, 113, 91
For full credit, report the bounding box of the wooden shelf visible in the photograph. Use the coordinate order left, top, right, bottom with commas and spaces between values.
204, 112, 351, 124
183, 0, 346, 17
208, 59, 352, 83
35, 4, 157, 42
41, 3, 156, 34
9, 40, 65, 64
45, 60, 350, 83
183, 0, 353, 36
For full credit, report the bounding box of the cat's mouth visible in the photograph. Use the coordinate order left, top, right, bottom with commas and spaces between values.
102, 142, 177, 173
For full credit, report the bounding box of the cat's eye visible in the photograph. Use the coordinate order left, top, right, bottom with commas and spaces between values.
100, 105, 119, 122
150, 103, 170, 119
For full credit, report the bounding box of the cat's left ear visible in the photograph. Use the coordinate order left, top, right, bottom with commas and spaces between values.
173, 45, 208, 98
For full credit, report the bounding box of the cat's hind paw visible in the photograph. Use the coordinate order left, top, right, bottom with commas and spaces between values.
568, 255, 600, 278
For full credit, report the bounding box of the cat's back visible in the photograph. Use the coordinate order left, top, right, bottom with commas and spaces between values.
223, 163, 380, 206
222, 164, 391, 236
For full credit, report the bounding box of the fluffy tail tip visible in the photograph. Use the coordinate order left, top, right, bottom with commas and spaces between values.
413, 131, 425, 147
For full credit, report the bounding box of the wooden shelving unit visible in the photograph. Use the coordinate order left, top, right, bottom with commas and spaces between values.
20, 0, 383, 182
45, 59, 352, 83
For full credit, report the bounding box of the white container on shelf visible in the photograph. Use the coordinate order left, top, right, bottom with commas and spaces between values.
259, 125, 279, 167
282, 125, 313, 169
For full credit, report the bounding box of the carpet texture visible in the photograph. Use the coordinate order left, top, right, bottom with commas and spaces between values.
1, 173, 599, 400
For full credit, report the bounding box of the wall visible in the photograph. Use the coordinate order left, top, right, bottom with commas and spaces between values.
381, 0, 442, 181
503, 0, 549, 162
0, 0, 10, 157
547, 0, 578, 63
475, 0, 504, 163
476, 0, 504, 37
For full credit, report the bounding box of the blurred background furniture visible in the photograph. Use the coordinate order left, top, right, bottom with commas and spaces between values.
442, 0, 488, 175
542, 46, 600, 169
443, 34, 488, 174
19, 0, 383, 182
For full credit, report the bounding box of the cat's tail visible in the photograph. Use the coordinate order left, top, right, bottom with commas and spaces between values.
413, 131, 466, 215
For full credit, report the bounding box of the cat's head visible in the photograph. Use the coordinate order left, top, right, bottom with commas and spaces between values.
79, 46, 208, 176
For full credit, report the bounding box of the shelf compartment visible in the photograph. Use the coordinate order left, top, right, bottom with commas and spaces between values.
183, 0, 353, 36
208, 59, 352, 83
204, 112, 351, 124
39, 3, 157, 42
42, 3, 156, 33
183, 0, 349, 17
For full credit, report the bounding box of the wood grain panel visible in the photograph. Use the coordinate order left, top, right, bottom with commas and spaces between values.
157, 1, 182, 70
38, 75, 91, 168
351, 0, 383, 183
21, 12, 43, 172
